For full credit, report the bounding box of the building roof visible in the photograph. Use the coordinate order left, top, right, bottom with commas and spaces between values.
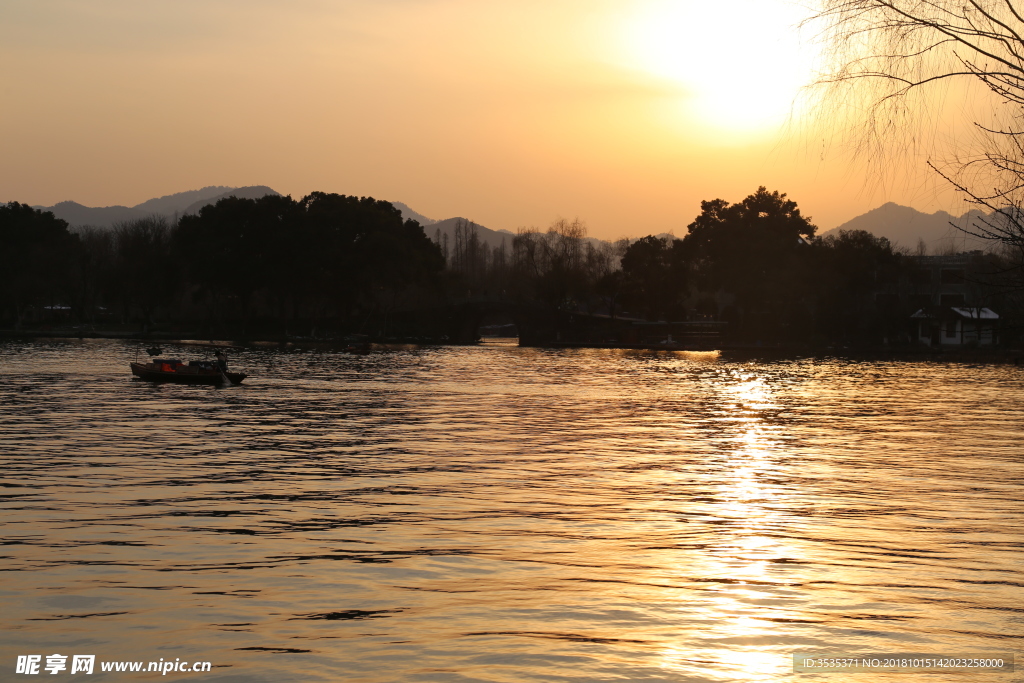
951, 307, 999, 319
911, 307, 999, 319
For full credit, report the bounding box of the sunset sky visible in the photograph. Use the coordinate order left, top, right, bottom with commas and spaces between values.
1, 0, 964, 239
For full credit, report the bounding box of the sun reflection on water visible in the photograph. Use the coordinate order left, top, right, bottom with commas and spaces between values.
3, 343, 1022, 682
658, 368, 800, 681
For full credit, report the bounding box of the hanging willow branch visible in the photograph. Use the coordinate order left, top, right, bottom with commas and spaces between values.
813, 0, 1024, 277
809, 0, 1024, 309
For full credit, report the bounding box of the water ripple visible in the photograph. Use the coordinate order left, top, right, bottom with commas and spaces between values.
1, 339, 1022, 682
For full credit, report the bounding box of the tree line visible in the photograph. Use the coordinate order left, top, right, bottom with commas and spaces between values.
0, 193, 444, 336
439, 187, 1018, 345
1, 187, 1019, 344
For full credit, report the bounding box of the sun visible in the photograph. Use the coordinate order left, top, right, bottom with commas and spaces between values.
621, 0, 820, 137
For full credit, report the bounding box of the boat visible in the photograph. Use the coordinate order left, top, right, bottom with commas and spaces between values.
130, 355, 246, 385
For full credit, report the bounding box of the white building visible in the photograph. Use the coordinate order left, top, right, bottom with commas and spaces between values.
911, 307, 999, 346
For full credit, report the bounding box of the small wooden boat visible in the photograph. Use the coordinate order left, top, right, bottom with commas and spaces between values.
130, 357, 246, 385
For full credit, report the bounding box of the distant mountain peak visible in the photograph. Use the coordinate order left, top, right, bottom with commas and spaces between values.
391, 202, 437, 226
824, 203, 995, 252
34, 186, 280, 228
182, 186, 280, 215
133, 186, 236, 214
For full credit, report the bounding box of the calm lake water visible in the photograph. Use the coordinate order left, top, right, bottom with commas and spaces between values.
1, 338, 1022, 682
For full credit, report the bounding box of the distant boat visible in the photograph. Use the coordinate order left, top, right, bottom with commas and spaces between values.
130, 357, 246, 385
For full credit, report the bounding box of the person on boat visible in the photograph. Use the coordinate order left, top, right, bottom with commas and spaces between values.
215, 350, 228, 372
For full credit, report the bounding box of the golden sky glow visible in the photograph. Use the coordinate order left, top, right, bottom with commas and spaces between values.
0, 0, 960, 238
621, 0, 819, 135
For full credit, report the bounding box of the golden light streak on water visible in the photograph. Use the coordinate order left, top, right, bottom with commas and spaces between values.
0, 339, 1021, 682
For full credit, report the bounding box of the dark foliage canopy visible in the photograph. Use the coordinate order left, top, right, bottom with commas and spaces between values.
619, 235, 687, 321
0, 202, 79, 320
682, 187, 816, 314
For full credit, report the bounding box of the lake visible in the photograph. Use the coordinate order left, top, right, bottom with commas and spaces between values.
1, 338, 1021, 681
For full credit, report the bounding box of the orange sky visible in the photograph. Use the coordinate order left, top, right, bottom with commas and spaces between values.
0, 0, 966, 239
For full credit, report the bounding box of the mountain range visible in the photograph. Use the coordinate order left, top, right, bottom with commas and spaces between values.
419, 217, 518, 253
404, 202, 1000, 255
33, 186, 280, 228
393, 207, 617, 253
823, 202, 994, 253
31, 188, 1000, 255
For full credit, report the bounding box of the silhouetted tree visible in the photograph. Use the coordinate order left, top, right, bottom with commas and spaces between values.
811, 229, 905, 343
620, 235, 688, 320
682, 187, 816, 339
175, 194, 301, 330
299, 192, 444, 334
0, 202, 79, 328
510, 219, 595, 309
170, 192, 443, 335
109, 217, 176, 327
72, 227, 115, 328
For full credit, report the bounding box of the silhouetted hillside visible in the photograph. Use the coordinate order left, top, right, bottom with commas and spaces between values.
37, 201, 147, 228
428, 217, 516, 252
823, 202, 992, 252
392, 202, 437, 227
133, 186, 235, 215
34, 185, 280, 228
183, 186, 280, 215
400, 205, 614, 253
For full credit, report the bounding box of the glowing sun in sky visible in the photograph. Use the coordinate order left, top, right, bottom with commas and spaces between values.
622, 0, 821, 137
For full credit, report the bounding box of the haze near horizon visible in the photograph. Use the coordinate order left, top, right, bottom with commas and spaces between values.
1, 0, 966, 238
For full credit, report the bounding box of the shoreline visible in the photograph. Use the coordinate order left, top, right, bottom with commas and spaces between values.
3, 328, 1022, 364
